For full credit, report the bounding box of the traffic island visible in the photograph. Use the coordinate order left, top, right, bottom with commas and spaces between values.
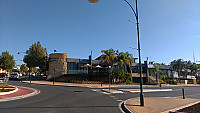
0, 84, 18, 95
123, 97, 200, 113
0, 85, 40, 102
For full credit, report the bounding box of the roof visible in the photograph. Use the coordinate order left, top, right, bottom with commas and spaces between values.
148, 64, 172, 70
66, 58, 90, 63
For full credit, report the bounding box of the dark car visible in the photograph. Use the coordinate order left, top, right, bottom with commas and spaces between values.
9, 73, 20, 79
0, 73, 8, 78
0, 73, 8, 82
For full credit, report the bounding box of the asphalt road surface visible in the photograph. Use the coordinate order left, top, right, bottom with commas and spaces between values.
107, 85, 200, 101
0, 80, 121, 113
1, 79, 200, 113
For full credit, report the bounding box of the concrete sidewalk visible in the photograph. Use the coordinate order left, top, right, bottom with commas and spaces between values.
124, 97, 200, 113
22, 80, 199, 88
23, 80, 140, 88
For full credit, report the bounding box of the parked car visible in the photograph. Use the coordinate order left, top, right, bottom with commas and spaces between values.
19, 73, 23, 76
0, 73, 8, 76
30, 72, 36, 76
0, 73, 8, 78
9, 73, 20, 79
40, 73, 45, 76
0, 73, 8, 83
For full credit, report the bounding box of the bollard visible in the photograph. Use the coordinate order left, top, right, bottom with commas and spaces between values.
182, 88, 185, 99
29, 75, 31, 84
101, 81, 102, 87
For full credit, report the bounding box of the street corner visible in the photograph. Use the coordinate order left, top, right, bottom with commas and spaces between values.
0, 85, 40, 102
122, 97, 200, 113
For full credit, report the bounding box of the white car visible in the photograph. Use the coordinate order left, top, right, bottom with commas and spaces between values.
30, 72, 36, 76
9, 73, 20, 79
19, 73, 23, 76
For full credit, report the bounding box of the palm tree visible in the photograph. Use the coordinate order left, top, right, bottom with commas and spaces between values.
170, 59, 185, 82
191, 63, 199, 76
117, 52, 134, 72
99, 48, 117, 70
151, 65, 163, 82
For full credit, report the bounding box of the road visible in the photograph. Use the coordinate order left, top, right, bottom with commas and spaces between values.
101, 85, 200, 103
0, 80, 121, 113
1, 78, 200, 113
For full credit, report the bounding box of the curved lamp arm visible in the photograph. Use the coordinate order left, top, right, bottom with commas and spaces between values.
88, 0, 137, 20
123, 0, 137, 19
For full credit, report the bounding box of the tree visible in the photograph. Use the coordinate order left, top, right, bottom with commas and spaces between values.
111, 69, 131, 83
190, 63, 199, 76
117, 52, 134, 72
0, 51, 15, 71
23, 41, 47, 72
151, 65, 163, 82
112, 69, 124, 83
100, 48, 117, 70
170, 59, 185, 82
32, 67, 39, 73
20, 64, 28, 73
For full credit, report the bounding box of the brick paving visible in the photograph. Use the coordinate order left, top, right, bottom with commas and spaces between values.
0, 86, 34, 99
125, 97, 200, 113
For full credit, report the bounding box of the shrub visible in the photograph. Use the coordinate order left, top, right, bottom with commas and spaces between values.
159, 75, 166, 80
3, 84, 11, 88
173, 81, 178, 85
2, 87, 6, 92
126, 80, 132, 84
159, 80, 166, 84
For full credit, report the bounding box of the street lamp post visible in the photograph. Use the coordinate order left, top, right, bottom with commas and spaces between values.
88, 0, 144, 106
53, 49, 57, 85
17, 52, 32, 84
108, 66, 111, 91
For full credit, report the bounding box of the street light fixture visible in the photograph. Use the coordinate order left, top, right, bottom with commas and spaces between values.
128, 20, 138, 24
88, 0, 99, 3
88, 0, 144, 106
130, 47, 139, 50
54, 49, 57, 53
17, 52, 26, 54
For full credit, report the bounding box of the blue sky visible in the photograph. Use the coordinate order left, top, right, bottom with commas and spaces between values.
0, 0, 200, 65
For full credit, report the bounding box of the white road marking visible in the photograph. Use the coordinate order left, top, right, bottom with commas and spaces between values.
102, 92, 110, 95
91, 89, 97, 91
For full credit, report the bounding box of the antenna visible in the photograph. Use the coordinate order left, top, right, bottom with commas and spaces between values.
193, 50, 195, 63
